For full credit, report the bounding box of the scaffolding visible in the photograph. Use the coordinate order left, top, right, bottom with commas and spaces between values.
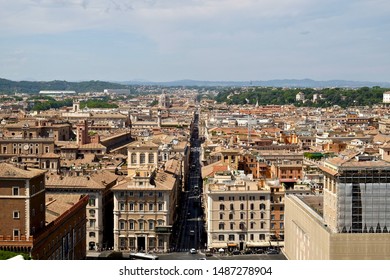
337, 168, 390, 233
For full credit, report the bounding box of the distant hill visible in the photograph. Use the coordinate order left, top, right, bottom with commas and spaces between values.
121, 78, 390, 88
0, 78, 131, 94
1, 77, 390, 94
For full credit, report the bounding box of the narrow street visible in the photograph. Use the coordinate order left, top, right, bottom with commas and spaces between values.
174, 112, 205, 253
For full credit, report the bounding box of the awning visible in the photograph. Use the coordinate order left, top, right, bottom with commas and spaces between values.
210, 243, 227, 249
246, 242, 269, 247
227, 243, 238, 247
270, 242, 280, 246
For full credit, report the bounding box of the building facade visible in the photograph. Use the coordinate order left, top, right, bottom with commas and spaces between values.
0, 163, 46, 253
204, 170, 273, 251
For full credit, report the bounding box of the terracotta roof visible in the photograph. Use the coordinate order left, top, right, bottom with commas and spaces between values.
0, 163, 46, 179
46, 170, 118, 190
46, 194, 84, 223
201, 160, 229, 178
40, 152, 60, 159
128, 140, 159, 148
79, 143, 107, 150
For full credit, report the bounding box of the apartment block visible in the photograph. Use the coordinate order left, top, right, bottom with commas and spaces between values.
204, 170, 273, 251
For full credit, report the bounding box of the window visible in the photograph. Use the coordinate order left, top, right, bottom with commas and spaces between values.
249, 195, 255, 201
139, 192, 144, 198
230, 223, 234, 230
129, 220, 134, 230
12, 187, 19, 196
139, 203, 144, 211
260, 203, 266, 210
13, 229, 20, 239
280, 222, 284, 229
240, 203, 244, 210
158, 192, 163, 198
140, 153, 145, 164
259, 234, 265, 240
250, 222, 255, 229
149, 153, 154, 163
139, 221, 144, 230
89, 232, 96, 238
149, 203, 154, 211
239, 234, 245, 241
250, 234, 254, 241
158, 203, 164, 211
261, 212, 264, 219
131, 153, 136, 164
261, 222, 265, 229
219, 213, 223, 219
230, 204, 234, 211
218, 196, 224, 201
129, 203, 134, 211
229, 213, 233, 220
271, 223, 275, 229
119, 221, 126, 230
119, 202, 125, 211
239, 222, 245, 230
229, 196, 235, 201
129, 191, 134, 196
13, 211, 20, 219
89, 197, 96, 207
89, 219, 96, 228
89, 209, 95, 217
250, 203, 254, 210
218, 235, 225, 241
149, 221, 154, 230
219, 223, 225, 230
240, 212, 244, 219
239, 196, 245, 201
271, 215, 275, 220
280, 214, 284, 220
250, 212, 254, 219
228, 235, 235, 241
219, 204, 225, 211
158, 220, 164, 226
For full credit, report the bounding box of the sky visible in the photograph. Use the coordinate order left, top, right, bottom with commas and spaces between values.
0, 0, 389, 82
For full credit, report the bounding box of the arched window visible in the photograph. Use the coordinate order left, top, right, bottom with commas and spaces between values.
131, 153, 136, 164
220, 204, 225, 211
149, 153, 154, 163
260, 203, 266, 210
140, 153, 145, 164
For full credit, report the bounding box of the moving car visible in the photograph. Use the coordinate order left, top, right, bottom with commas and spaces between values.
190, 248, 197, 254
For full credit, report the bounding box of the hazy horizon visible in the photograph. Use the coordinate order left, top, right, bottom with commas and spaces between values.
1, 1, 389, 83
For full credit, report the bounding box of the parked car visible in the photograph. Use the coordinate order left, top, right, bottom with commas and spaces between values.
266, 249, 279, 255
205, 251, 213, 257
232, 250, 241, 255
